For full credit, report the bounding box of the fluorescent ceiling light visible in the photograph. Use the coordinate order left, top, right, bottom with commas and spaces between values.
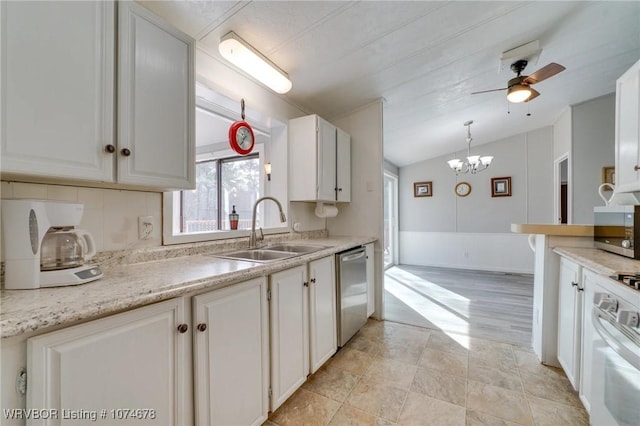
219, 31, 292, 94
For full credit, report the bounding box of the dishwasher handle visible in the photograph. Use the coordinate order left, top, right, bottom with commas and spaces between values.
341, 251, 365, 262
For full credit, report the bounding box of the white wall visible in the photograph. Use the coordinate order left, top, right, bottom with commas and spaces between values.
398, 127, 554, 273
327, 101, 385, 317
571, 93, 615, 223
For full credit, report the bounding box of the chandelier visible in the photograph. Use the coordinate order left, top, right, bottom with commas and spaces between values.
447, 120, 493, 174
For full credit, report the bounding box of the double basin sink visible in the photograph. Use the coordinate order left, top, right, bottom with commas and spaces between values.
213, 243, 328, 263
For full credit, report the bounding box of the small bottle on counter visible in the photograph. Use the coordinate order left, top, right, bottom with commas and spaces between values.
229, 205, 239, 230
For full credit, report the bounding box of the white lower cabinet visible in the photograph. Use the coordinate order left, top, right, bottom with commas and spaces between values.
557, 256, 583, 390
27, 298, 192, 425
579, 269, 599, 414
309, 256, 337, 374
269, 265, 309, 411
193, 277, 269, 426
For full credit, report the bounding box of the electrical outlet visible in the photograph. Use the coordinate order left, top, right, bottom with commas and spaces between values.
138, 216, 154, 240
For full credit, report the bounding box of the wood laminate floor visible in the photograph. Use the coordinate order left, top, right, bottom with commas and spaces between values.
384, 265, 534, 347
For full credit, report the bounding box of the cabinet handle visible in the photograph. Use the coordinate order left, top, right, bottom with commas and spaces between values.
121, 148, 131, 157
635, 165, 640, 171
571, 281, 578, 287
197, 323, 207, 332
177, 324, 189, 334
310, 278, 316, 283
578, 287, 584, 292
338, 188, 343, 192
303, 281, 309, 287
104, 144, 116, 153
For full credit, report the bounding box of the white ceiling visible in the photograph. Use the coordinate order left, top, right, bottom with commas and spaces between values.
140, 1, 640, 167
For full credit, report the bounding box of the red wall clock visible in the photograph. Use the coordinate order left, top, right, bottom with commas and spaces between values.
228, 120, 255, 155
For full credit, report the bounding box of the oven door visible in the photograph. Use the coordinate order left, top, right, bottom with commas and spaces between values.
590, 307, 640, 426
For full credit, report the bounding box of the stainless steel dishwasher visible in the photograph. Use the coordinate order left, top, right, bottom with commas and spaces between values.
336, 246, 368, 346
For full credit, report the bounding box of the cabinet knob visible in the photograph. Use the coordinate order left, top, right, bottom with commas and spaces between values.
635, 165, 640, 171
571, 281, 578, 287
177, 324, 189, 334
310, 278, 316, 283
303, 281, 309, 287
104, 144, 116, 153
577, 287, 584, 292
197, 323, 207, 332
338, 188, 343, 192
121, 148, 131, 157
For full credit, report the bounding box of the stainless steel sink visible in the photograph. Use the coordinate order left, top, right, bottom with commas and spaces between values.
211, 243, 328, 263
262, 243, 328, 254
213, 249, 297, 263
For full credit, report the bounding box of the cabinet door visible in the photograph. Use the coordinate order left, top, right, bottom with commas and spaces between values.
117, 2, 195, 189
557, 257, 582, 390
27, 298, 191, 426
615, 59, 640, 192
336, 128, 351, 202
1, 1, 115, 182
579, 269, 597, 414
317, 117, 337, 202
309, 256, 337, 374
365, 243, 375, 317
193, 278, 268, 426
270, 265, 309, 411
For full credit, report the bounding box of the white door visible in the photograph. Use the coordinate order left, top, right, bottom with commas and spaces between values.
336, 129, 351, 202
317, 117, 337, 201
1, 1, 115, 182
270, 265, 309, 411
193, 278, 269, 426
117, 2, 195, 189
309, 256, 337, 373
27, 298, 191, 426
557, 257, 582, 390
383, 172, 399, 268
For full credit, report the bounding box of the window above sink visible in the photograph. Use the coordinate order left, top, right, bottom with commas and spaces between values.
163, 83, 289, 245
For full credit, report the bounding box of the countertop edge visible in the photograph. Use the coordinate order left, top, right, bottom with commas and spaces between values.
553, 247, 640, 276
1, 236, 375, 339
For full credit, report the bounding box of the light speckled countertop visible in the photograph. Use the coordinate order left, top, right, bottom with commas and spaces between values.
553, 247, 640, 276
1, 236, 375, 339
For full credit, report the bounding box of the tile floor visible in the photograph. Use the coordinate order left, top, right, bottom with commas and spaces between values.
265, 320, 589, 426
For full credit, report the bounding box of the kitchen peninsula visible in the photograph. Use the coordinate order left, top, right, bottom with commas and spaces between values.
511, 223, 593, 366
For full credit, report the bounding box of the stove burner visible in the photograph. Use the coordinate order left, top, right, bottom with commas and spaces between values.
611, 273, 640, 290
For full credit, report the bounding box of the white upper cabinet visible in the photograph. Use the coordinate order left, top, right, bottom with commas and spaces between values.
0, 1, 195, 190
1, 1, 115, 182
289, 114, 351, 202
615, 59, 640, 192
117, 2, 195, 189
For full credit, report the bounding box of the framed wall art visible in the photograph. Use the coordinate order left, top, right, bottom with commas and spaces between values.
602, 166, 615, 186
491, 176, 511, 197
414, 181, 432, 197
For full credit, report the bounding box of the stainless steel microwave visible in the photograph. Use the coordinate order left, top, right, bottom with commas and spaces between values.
594, 205, 640, 259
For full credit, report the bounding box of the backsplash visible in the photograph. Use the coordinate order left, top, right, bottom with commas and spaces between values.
1, 181, 162, 252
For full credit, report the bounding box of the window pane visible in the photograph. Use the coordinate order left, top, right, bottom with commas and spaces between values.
182, 161, 218, 232
221, 156, 260, 230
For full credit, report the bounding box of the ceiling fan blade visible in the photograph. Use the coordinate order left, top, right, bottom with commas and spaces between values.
523, 63, 565, 85
524, 88, 541, 102
471, 87, 507, 95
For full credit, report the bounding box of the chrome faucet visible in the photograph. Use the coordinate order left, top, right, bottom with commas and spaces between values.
249, 196, 287, 248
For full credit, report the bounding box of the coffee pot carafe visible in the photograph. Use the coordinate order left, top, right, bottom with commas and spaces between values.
40, 228, 97, 271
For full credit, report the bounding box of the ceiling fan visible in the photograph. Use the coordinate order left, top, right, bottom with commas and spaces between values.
472, 59, 566, 103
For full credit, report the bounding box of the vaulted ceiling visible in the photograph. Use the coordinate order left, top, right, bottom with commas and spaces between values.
140, 1, 640, 167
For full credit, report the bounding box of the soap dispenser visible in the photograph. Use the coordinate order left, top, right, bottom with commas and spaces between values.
229, 205, 239, 230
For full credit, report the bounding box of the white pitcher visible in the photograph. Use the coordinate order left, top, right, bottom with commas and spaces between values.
598, 183, 640, 206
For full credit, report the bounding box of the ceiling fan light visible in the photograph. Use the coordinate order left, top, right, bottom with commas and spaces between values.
507, 84, 532, 103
